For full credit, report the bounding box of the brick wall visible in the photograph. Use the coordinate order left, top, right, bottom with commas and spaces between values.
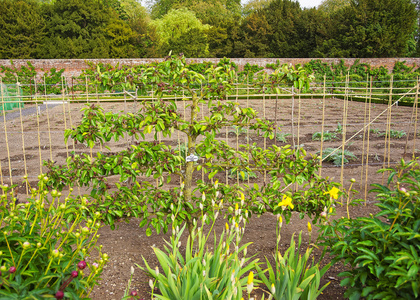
1, 58, 420, 78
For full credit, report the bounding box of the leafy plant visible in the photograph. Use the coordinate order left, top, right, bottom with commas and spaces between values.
138, 208, 259, 299
318, 159, 420, 299
380, 129, 407, 139
335, 122, 343, 134
319, 148, 357, 166
369, 128, 381, 135
312, 131, 337, 141
0, 176, 107, 299
257, 232, 330, 300
45, 55, 339, 234
229, 168, 257, 181
276, 132, 291, 143
230, 125, 248, 135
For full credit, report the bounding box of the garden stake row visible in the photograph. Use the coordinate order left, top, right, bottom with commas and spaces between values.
43, 76, 54, 162
410, 79, 419, 159
340, 74, 350, 200
404, 77, 418, 156
16, 79, 29, 194
363, 78, 373, 203
319, 75, 327, 177
382, 74, 394, 185
0, 78, 13, 186
34, 78, 42, 176
359, 74, 369, 192
61, 77, 69, 161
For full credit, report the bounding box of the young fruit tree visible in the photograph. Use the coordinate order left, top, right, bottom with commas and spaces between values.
45, 56, 339, 233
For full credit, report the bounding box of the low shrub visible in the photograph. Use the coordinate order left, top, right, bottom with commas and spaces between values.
318, 159, 420, 299
319, 148, 357, 166
312, 131, 337, 142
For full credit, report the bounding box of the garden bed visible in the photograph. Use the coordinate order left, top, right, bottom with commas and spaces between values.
0, 95, 417, 299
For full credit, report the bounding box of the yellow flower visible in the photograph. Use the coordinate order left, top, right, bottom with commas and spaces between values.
307, 222, 312, 233
278, 195, 294, 209
324, 187, 340, 199
247, 271, 254, 295
225, 223, 229, 231
247, 271, 254, 285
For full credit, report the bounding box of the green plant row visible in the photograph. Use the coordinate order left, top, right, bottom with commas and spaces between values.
2, 59, 420, 104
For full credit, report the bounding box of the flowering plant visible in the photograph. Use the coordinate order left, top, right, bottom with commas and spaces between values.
0, 176, 107, 299
318, 159, 420, 299
256, 214, 330, 300
138, 204, 259, 299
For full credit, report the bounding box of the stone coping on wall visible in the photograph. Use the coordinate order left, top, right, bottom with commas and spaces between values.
1, 58, 420, 78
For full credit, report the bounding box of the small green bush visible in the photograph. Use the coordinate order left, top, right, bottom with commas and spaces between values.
318, 159, 420, 299
276, 132, 291, 143
380, 129, 407, 139
312, 131, 337, 141
318, 148, 357, 166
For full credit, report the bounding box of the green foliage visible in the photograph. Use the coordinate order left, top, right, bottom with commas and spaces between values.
318, 0, 350, 14
230, 125, 248, 135
0, 62, 65, 95
0, 0, 46, 59
264, 0, 304, 58
150, 8, 211, 57
318, 159, 420, 299
0, 178, 107, 299
45, 55, 338, 233
0, 0, 418, 59
319, 0, 417, 57
380, 129, 407, 139
275, 132, 291, 143
369, 128, 381, 135
312, 131, 337, 141
319, 148, 357, 166
138, 216, 259, 299
39, 0, 112, 58
257, 232, 331, 300
229, 168, 257, 181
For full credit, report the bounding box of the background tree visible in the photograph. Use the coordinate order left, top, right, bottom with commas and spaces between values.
264, 0, 304, 57
39, 0, 112, 58
318, 0, 350, 14
0, 0, 46, 58
234, 10, 271, 57
150, 8, 211, 57
318, 0, 417, 57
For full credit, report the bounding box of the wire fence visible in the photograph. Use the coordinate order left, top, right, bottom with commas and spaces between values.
0, 76, 418, 201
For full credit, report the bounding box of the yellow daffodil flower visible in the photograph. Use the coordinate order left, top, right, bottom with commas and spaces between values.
307, 222, 312, 233
278, 195, 294, 209
324, 187, 340, 199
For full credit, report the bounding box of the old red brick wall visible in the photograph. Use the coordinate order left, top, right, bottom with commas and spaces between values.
1, 58, 419, 78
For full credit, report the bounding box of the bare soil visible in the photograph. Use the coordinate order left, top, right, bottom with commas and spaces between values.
0, 96, 417, 299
